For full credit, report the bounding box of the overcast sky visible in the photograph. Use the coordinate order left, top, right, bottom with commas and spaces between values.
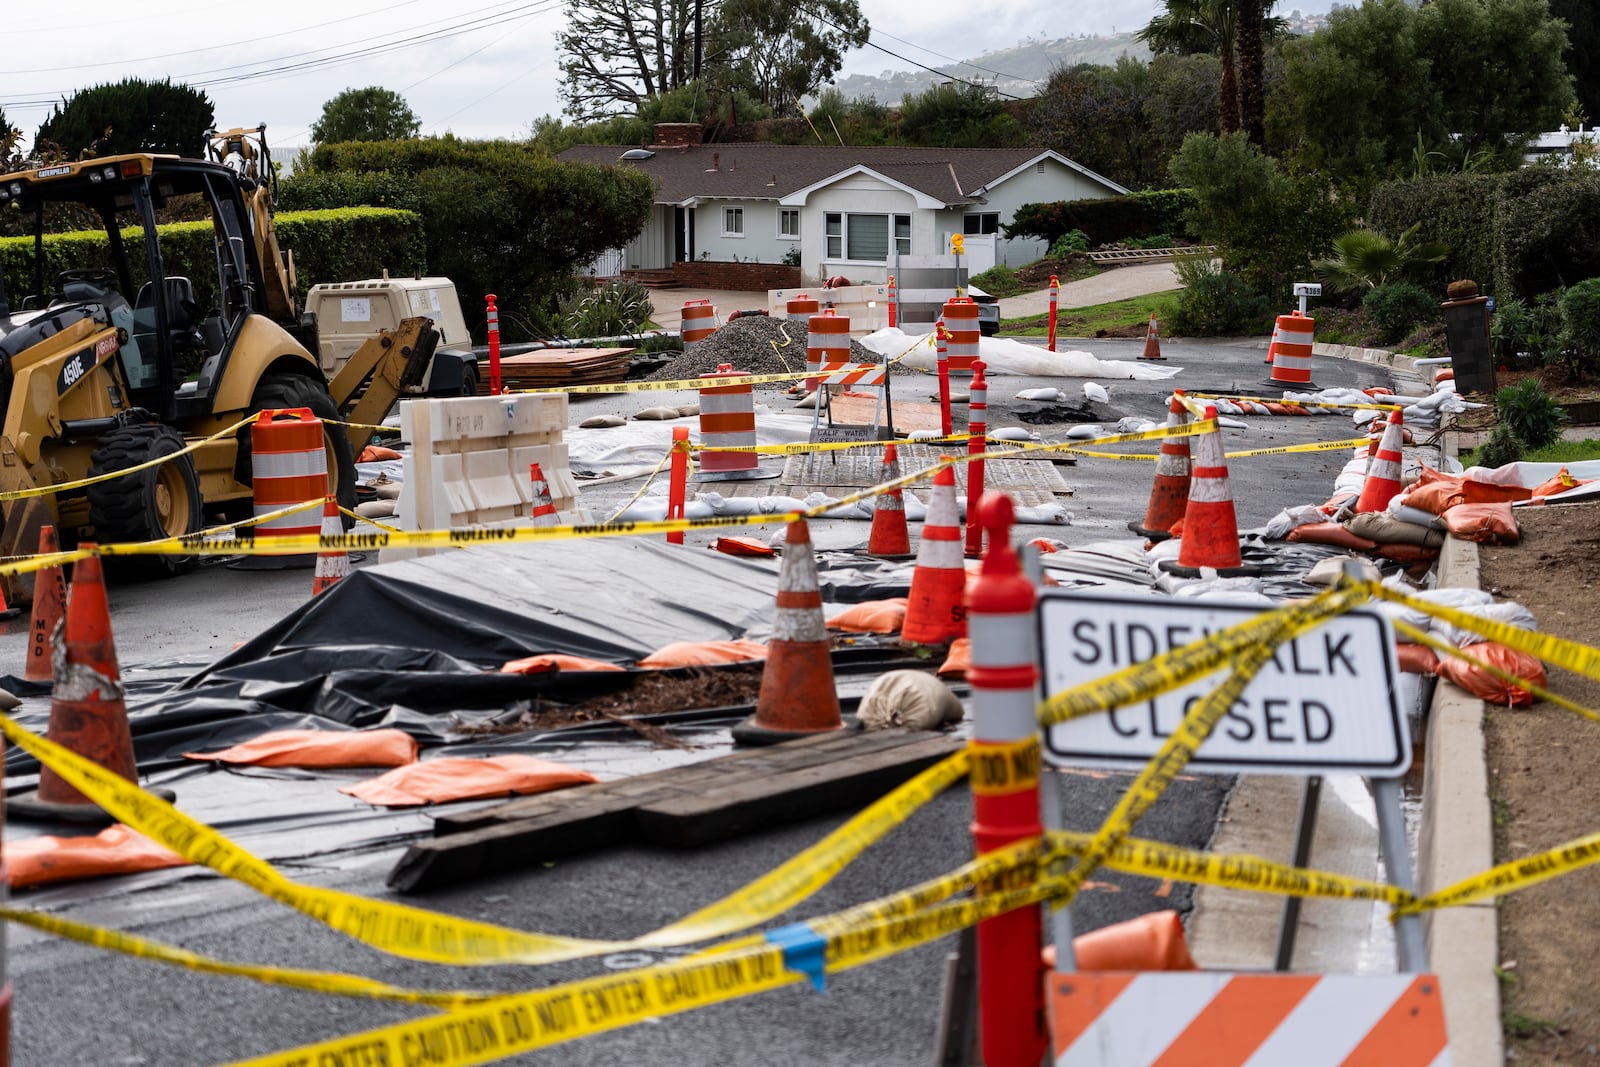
1, 0, 1339, 153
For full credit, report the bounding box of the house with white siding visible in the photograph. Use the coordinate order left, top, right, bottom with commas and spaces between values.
559, 125, 1128, 286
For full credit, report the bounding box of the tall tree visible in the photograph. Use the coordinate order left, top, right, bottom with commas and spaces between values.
1547, 0, 1598, 123
1029, 59, 1165, 188
704, 0, 868, 116
1139, 0, 1244, 135
311, 87, 421, 145
1236, 0, 1268, 146
34, 78, 213, 158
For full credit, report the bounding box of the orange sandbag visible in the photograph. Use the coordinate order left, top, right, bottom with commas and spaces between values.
1375, 543, 1440, 562
340, 755, 599, 807
1442, 502, 1521, 544
713, 536, 776, 557
1416, 466, 1465, 487
500, 653, 625, 674
1436, 642, 1545, 706
1460, 480, 1532, 505
937, 638, 970, 679
1395, 643, 1440, 675
9, 825, 189, 889
1531, 467, 1592, 497
1363, 386, 1395, 397
357, 445, 403, 462
1264, 402, 1294, 416
1403, 480, 1467, 515
1041, 911, 1198, 971
1434, 368, 1454, 383
184, 728, 418, 769
1284, 522, 1377, 551
637, 639, 769, 668
827, 598, 908, 634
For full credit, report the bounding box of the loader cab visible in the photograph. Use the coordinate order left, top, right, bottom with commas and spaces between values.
0, 154, 265, 422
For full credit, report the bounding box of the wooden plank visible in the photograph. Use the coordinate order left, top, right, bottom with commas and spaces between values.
389, 729, 962, 893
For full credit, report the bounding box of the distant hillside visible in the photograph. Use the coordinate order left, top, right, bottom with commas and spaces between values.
827, 13, 1331, 107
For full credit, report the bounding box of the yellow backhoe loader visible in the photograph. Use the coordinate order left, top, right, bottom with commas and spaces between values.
0, 126, 436, 592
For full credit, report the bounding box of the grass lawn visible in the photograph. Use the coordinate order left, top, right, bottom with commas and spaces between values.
1462, 439, 1600, 466
1002, 292, 1188, 338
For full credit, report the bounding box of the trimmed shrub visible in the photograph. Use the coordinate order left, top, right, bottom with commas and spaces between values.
1367, 175, 1499, 298
1495, 171, 1600, 300
1005, 189, 1196, 246
1495, 379, 1567, 450
1559, 277, 1600, 381
1362, 283, 1438, 344
1048, 230, 1090, 257
276, 170, 423, 213
1172, 270, 1269, 336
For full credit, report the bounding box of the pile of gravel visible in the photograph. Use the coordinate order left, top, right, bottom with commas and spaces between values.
648, 315, 906, 381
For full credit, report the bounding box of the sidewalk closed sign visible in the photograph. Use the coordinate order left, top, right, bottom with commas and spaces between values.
1037, 590, 1409, 777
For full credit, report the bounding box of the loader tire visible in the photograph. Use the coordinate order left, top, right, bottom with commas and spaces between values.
87, 422, 203, 576
236, 374, 358, 530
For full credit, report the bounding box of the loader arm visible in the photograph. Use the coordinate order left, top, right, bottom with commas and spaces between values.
329, 317, 439, 456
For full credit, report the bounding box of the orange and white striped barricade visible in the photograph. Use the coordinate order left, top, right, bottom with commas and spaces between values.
680, 299, 718, 354
237, 408, 327, 569
1048, 972, 1451, 1066
943, 295, 981, 376
1265, 310, 1317, 389
967, 494, 1047, 1067
964, 360, 989, 556
698, 363, 776, 482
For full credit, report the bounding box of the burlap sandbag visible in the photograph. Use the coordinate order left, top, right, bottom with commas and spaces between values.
857, 670, 964, 731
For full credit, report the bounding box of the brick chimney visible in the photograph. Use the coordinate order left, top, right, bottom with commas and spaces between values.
652, 123, 705, 148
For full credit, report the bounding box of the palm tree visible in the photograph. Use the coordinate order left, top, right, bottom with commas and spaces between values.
1314, 224, 1449, 293
1237, 0, 1267, 145
1138, 0, 1244, 134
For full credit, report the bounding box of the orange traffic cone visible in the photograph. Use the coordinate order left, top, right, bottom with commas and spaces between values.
1355, 409, 1406, 513
1128, 395, 1192, 540
24, 525, 67, 683
901, 463, 967, 645
11, 549, 173, 823
529, 462, 559, 526
1162, 407, 1253, 576
867, 444, 912, 558
311, 497, 348, 596
1263, 319, 1281, 364
733, 516, 852, 744
1140, 312, 1165, 361
1041, 910, 1198, 971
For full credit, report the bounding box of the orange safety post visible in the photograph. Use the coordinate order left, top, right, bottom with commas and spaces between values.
964, 360, 989, 557
936, 319, 953, 436
1047, 275, 1060, 353
886, 275, 897, 328
485, 293, 501, 396
967, 493, 1046, 1067
24, 525, 67, 684
666, 426, 690, 545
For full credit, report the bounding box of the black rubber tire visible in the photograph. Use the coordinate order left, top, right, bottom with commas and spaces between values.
236, 373, 358, 530
86, 423, 203, 576
459, 364, 479, 398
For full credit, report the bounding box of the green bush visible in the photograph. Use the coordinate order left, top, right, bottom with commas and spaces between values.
556, 278, 653, 337
0, 207, 425, 314
1312, 306, 1381, 347
1125, 232, 1175, 249
1005, 189, 1196, 246
1367, 175, 1499, 298
1362, 283, 1438, 344
1172, 270, 1269, 336
1473, 424, 1525, 469
276, 170, 423, 213
968, 264, 1024, 298
1491, 298, 1529, 366
1559, 277, 1600, 381
1495, 378, 1567, 450
1048, 230, 1090, 257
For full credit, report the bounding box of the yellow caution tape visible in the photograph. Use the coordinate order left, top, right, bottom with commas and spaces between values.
0, 711, 967, 967
1190, 393, 1404, 412
1397, 829, 1600, 917
1225, 437, 1373, 459
969, 736, 1042, 796
0, 414, 259, 502
695, 434, 970, 456
519, 368, 816, 395
1392, 618, 1600, 723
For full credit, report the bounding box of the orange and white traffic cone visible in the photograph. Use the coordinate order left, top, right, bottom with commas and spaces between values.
11, 549, 173, 823
1162, 407, 1252, 576
733, 516, 851, 744
529, 462, 559, 526
1128, 395, 1191, 540
1140, 312, 1165, 361
1263, 319, 1281, 364
1355, 409, 1406, 513
901, 463, 967, 645
24, 525, 67, 684
311, 497, 348, 596
867, 444, 912, 558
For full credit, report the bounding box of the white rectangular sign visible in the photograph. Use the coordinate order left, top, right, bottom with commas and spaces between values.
1037, 590, 1409, 777
1292, 282, 1323, 297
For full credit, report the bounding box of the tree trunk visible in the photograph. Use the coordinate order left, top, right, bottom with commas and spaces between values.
1218, 41, 1240, 135
1238, 0, 1265, 146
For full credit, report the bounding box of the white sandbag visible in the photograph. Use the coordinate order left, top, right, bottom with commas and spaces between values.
857, 670, 964, 731
1013, 503, 1072, 525
1264, 503, 1332, 541
1083, 381, 1109, 403
1304, 556, 1383, 587
1115, 417, 1160, 434
989, 426, 1038, 443
613, 499, 713, 522
1016, 388, 1063, 402
1166, 577, 1273, 605
1065, 425, 1103, 440
1218, 415, 1249, 429
1432, 600, 1539, 647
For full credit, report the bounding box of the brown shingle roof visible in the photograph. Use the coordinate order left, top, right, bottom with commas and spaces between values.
556, 143, 1082, 205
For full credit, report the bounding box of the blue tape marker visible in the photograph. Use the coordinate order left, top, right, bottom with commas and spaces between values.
765, 922, 827, 992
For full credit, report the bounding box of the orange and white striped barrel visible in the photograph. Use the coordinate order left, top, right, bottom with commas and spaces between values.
786, 293, 821, 322
251, 408, 328, 555
1266, 310, 1316, 387
698, 363, 760, 479
943, 296, 981, 375
681, 299, 718, 351
807, 309, 851, 391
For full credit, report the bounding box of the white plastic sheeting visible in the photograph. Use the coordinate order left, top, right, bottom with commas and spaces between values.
861, 328, 1182, 380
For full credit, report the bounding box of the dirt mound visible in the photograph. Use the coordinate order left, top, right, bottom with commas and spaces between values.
1013, 255, 1094, 288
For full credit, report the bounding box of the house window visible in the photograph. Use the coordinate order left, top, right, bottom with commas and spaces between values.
778, 208, 800, 239
963, 213, 999, 236
722, 207, 744, 236
824, 212, 913, 262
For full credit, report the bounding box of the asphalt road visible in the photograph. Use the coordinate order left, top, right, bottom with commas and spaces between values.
0, 336, 1398, 1066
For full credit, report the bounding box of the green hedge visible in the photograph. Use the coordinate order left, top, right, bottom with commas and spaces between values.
1004, 189, 1197, 246
0, 207, 424, 314
1369, 171, 1600, 300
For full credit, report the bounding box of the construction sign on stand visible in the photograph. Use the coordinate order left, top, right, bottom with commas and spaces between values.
1048, 972, 1452, 1066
